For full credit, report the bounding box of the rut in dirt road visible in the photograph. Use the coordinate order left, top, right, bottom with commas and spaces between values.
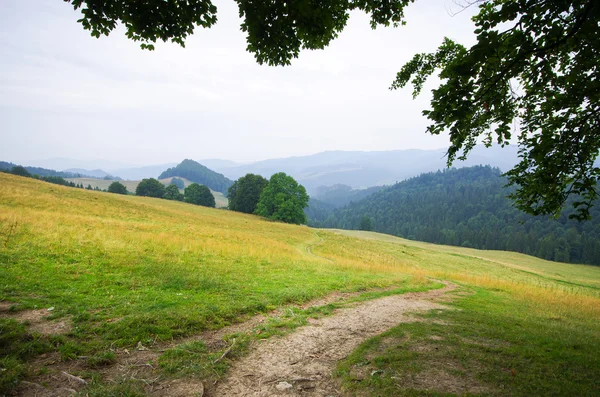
211, 282, 458, 396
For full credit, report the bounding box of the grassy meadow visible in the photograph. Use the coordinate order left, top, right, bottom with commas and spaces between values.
65, 176, 229, 208
1, 172, 600, 395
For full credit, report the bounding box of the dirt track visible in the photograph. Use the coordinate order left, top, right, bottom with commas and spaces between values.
211, 282, 457, 396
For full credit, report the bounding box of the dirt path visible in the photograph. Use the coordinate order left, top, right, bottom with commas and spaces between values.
211, 282, 457, 396
305, 232, 333, 263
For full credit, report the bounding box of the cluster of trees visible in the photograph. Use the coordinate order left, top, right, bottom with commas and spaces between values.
308, 166, 600, 266
134, 178, 215, 207
158, 159, 233, 193
228, 172, 309, 224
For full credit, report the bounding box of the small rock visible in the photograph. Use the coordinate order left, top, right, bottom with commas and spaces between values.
136, 341, 148, 351
56, 387, 77, 395
47, 307, 55, 311
275, 381, 293, 391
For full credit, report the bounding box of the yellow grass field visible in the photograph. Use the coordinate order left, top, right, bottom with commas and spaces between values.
1, 172, 600, 395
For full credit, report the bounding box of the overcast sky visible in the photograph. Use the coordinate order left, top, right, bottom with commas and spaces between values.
0, 0, 478, 166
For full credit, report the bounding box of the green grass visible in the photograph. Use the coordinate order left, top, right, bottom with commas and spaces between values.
0, 173, 417, 393
336, 286, 600, 396
1, 173, 600, 396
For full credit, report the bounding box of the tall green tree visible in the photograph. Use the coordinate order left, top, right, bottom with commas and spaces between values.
164, 184, 184, 201
228, 173, 269, 214
69, 0, 600, 219
184, 183, 216, 207
255, 173, 309, 224
10, 166, 31, 178
359, 216, 373, 231
170, 177, 185, 190
108, 181, 128, 195
136, 178, 165, 198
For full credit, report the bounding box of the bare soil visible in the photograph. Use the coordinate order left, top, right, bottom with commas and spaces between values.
0, 303, 70, 335
10, 282, 459, 397
210, 282, 457, 396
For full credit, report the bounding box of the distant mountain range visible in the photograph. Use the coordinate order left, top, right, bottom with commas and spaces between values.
18, 145, 521, 191
209, 145, 521, 194
64, 168, 113, 179
108, 164, 178, 180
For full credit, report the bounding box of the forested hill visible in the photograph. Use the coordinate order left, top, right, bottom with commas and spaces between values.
313, 184, 385, 208
0, 161, 90, 178
311, 166, 600, 266
158, 159, 233, 193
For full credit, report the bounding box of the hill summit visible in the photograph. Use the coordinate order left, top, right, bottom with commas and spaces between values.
158, 159, 233, 193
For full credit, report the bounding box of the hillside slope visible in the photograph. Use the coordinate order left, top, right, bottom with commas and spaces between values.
1, 173, 600, 396
158, 159, 233, 193
319, 166, 600, 266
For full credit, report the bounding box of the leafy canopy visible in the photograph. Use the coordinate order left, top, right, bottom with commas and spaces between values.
67, 0, 413, 62
184, 183, 216, 207
170, 177, 185, 190
68, 0, 600, 219
255, 172, 309, 224
359, 215, 373, 231
391, 0, 600, 220
108, 181, 128, 195
228, 173, 269, 214
10, 166, 31, 178
135, 178, 165, 198
164, 184, 184, 201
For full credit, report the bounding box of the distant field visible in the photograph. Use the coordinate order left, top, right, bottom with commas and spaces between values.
335, 230, 600, 291
66, 176, 228, 208
1, 173, 599, 396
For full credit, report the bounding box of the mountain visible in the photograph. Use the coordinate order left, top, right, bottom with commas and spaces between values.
64, 168, 111, 179
211, 145, 520, 194
25, 158, 135, 171
158, 159, 234, 193
310, 166, 600, 266
108, 163, 177, 180
22, 158, 177, 180
0, 161, 92, 178
312, 184, 385, 208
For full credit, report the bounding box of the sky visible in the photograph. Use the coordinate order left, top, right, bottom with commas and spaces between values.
0, 0, 479, 166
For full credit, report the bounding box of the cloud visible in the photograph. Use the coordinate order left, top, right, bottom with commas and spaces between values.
0, 0, 478, 164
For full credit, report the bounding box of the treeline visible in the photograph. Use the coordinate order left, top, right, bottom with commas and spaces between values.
1, 161, 87, 179
1, 165, 103, 190
133, 178, 216, 207
308, 166, 600, 266
159, 159, 233, 193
